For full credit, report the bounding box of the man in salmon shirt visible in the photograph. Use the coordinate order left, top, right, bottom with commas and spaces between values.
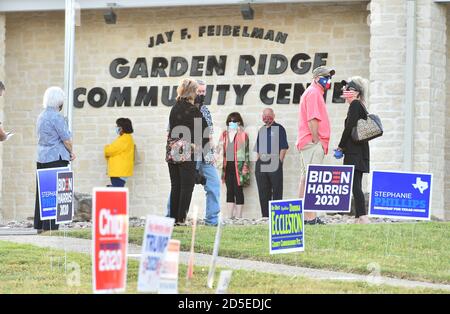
296, 66, 335, 225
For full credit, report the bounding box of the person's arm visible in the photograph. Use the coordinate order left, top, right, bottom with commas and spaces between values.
279, 126, 289, 162
63, 139, 76, 160
308, 119, 320, 143
0, 125, 7, 141
280, 149, 288, 162
54, 115, 74, 159
243, 133, 250, 174
105, 136, 125, 158
338, 101, 361, 150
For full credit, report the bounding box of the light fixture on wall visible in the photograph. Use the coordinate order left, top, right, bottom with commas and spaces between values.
104, 4, 117, 24
240, 3, 254, 20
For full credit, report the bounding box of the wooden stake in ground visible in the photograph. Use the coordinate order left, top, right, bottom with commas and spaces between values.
207, 213, 223, 289
186, 206, 199, 280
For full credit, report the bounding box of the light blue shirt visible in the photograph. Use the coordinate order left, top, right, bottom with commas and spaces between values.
36, 107, 71, 163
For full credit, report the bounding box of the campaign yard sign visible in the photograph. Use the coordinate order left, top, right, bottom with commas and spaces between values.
158, 239, 181, 294
369, 171, 432, 220
37, 166, 70, 220
269, 199, 304, 254
137, 215, 175, 293
56, 171, 74, 224
304, 165, 354, 212
92, 188, 129, 293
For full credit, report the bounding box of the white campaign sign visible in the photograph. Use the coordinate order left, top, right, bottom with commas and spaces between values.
137, 215, 174, 293
158, 239, 181, 294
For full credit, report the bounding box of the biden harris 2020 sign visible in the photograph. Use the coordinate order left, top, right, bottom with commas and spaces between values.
304, 165, 354, 212
369, 171, 432, 220
269, 199, 304, 254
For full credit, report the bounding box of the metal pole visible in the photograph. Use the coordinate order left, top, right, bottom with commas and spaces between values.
64, 0, 75, 132
404, 0, 416, 171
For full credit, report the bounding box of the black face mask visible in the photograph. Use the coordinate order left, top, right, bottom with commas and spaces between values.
195, 94, 205, 105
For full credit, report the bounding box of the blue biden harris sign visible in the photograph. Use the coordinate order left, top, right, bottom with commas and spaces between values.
369, 171, 432, 220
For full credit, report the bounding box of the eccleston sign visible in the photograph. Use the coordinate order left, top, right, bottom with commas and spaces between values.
74, 26, 345, 108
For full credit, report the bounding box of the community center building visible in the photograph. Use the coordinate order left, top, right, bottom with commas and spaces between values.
0, 0, 449, 222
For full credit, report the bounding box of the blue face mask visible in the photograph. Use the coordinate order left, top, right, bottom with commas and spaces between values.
228, 122, 238, 130
115, 127, 121, 135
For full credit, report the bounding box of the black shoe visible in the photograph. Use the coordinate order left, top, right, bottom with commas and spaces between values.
305, 217, 326, 225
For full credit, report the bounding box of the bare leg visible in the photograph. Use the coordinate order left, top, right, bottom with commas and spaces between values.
299, 176, 316, 221
235, 205, 243, 218
227, 202, 235, 219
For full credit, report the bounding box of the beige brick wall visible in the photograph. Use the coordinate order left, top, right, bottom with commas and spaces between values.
0, 14, 5, 223
446, 7, 450, 220
370, 0, 448, 219
1, 3, 371, 221
418, 0, 447, 219
369, 0, 406, 171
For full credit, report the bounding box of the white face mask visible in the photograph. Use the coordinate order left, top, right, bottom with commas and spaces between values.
115, 127, 121, 135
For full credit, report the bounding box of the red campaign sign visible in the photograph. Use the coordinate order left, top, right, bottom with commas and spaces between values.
92, 188, 129, 293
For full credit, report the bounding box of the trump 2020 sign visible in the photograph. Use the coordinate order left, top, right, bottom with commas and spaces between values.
369, 171, 432, 220
269, 199, 304, 254
304, 165, 354, 212
92, 188, 129, 293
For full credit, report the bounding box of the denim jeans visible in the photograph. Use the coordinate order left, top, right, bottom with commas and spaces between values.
167, 161, 221, 225
110, 177, 126, 187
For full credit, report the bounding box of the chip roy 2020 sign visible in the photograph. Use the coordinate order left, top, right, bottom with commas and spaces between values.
304, 165, 354, 212
269, 199, 304, 254
92, 188, 129, 293
369, 171, 432, 220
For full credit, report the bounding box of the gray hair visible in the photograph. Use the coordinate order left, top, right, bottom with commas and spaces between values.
196, 79, 206, 86
348, 76, 369, 105
43, 86, 64, 108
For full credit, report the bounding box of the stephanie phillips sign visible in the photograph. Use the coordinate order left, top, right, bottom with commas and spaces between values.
369, 171, 432, 220
304, 165, 354, 212
92, 188, 129, 293
269, 199, 304, 254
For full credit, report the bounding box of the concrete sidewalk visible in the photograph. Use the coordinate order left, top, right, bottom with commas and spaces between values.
1, 235, 449, 292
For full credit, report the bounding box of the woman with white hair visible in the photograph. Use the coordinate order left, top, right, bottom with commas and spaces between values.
336, 76, 370, 224
34, 86, 75, 232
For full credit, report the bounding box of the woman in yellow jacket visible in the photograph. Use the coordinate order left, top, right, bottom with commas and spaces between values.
104, 118, 135, 187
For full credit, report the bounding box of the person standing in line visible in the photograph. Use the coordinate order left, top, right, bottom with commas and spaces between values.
166, 78, 209, 225
193, 80, 221, 226
254, 108, 289, 218
165, 80, 221, 226
296, 66, 335, 225
336, 77, 370, 224
104, 118, 135, 187
35, 87, 75, 232
217, 112, 250, 219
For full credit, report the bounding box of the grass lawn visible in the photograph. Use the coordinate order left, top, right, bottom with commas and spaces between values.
47, 222, 450, 284
0, 241, 447, 294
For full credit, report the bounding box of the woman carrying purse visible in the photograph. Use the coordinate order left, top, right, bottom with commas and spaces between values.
166, 78, 209, 225
335, 77, 370, 224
